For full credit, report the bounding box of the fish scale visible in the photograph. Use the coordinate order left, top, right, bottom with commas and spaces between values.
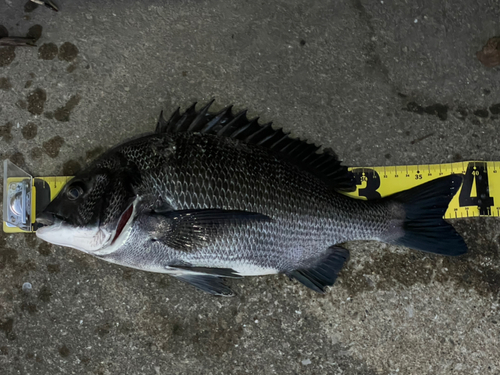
36, 102, 467, 296
98, 132, 392, 272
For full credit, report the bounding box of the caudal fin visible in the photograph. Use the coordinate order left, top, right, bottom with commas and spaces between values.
384, 175, 467, 256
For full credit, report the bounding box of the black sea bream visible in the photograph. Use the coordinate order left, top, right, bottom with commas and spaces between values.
36, 102, 467, 296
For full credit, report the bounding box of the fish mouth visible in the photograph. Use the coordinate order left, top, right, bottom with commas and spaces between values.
111, 204, 135, 244
35, 212, 111, 253
36, 212, 56, 227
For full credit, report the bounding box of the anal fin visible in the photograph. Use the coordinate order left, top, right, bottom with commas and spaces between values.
287, 246, 350, 293
174, 274, 235, 297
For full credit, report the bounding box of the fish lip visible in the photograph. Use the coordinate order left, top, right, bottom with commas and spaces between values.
35, 217, 64, 240
36, 212, 56, 226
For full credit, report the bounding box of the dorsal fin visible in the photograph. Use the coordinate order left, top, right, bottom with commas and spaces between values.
155, 101, 354, 191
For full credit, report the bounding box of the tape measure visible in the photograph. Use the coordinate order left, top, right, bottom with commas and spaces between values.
2, 161, 498, 233
3, 175, 72, 233
345, 161, 498, 219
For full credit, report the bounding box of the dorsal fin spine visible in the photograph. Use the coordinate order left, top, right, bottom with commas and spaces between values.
188, 99, 214, 132
157, 101, 354, 191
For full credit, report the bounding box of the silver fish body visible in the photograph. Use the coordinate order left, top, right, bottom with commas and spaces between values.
36, 102, 467, 296
100, 132, 388, 264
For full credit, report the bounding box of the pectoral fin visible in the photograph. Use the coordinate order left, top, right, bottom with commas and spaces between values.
150, 209, 271, 252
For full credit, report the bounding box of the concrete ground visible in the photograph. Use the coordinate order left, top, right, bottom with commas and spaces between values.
1, 0, 499, 374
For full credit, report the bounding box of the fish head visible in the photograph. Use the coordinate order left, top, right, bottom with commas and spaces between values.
36, 161, 138, 253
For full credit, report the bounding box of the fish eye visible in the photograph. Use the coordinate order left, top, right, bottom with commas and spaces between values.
67, 184, 84, 201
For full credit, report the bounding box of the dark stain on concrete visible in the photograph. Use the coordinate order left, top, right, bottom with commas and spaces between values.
0, 346, 8, 355
0, 232, 32, 277
37, 242, 52, 256
27, 88, 47, 115
38, 285, 52, 302
165, 316, 242, 356
403, 98, 500, 124
0, 46, 15, 67
38, 43, 58, 60
30, 146, 43, 160
78, 355, 90, 365
23, 233, 37, 249
59, 345, 71, 357
24, 80, 32, 88
424, 104, 448, 120
24, 233, 37, 248
24, 1, 39, 12
67, 64, 77, 73
95, 322, 112, 337
404, 102, 424, 115
340, 219, 500, 298
404, 102, 448, 121
54, 94, 81, 122
474, 108, 489, 118
122, 269, 133, 280
26, 25, 42, 42
86, 146, 104, 162
0, 77, 12, 90
490, 103, 500, 115
456, 108, 468, 120
0, 122, 13, 142
42, 136, 64, 158
8, 152, 26, 168
0, 246, 18, 270
0, 318, 15, 340
17, 99, 27, 110
0, 25, 16, 67
58, 42, 79, 62
47, 264, 60, 274
22, 122, 37, 139
352, 0, 389, 79
21, 302, 38, 314
62, 159, 81, 175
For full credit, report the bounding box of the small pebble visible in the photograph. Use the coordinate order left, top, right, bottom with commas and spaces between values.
22, 282, 32, 292
302, 359, 312, 366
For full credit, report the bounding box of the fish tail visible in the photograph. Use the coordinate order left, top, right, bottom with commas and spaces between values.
381, 175, 467, 256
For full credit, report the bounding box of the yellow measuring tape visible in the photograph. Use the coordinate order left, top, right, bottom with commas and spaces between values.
3, 161, 498, 233
345, 161, 498, 219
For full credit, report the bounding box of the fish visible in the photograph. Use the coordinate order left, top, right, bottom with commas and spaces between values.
36, 101, 467, 296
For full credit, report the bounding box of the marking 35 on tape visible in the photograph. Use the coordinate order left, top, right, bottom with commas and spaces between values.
345, 161, 498, 219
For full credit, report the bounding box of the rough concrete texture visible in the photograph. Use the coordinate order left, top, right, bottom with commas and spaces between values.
0, 0, 499, 374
